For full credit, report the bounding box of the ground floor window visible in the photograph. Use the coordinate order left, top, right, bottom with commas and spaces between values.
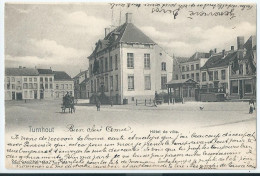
231, 80, 238, 94
245, 79, 253, 94
144, 75, 151, 90
128, 75, 134, 90
161, 75, 167, 89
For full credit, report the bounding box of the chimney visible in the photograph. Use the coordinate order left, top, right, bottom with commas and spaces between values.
231, 46, 234, 51
237, 36, 244, 50
125, 13, 133, 23
105, 28, 110, 37
214, 48, 217, 53
209, 49, 213, 56
222, 49, 225, 57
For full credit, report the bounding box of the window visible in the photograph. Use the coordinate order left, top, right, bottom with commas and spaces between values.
239, 64, 243, 75
34, 78, 37, 82
105, 76, 108, 92
191, 73, 194, 80
186, 65, 189, 71
144, 75, 151, 90
56, 84, 59, 89
65, 84, 68, 89
50, 83, 53, 89
110, 76, 113, 90
49, 78, 53, 82
115, 75, 119, 91
191, 65, 194, 71
69, 84, 72, 89
186, 74, 190, 79
161, 62, 166, 71
94, 79, 96, 93
90, 64, 92, 75
29, 78, 32, 82
208, 71, 213, 81
45, 83, 48, 89
161, 75, 167, 89
105, 57, 108, 72
33, 83, 37, 89
214, 71, 218, 80
176, 75, 179, 80
97, 78, 100, 92
127, 53, 134, 68
202, 72, 206, 82
196, 64, 199, 70
245, 80, 253, 93
7, 77, 10, 82
100, 59, 103, 73
7, 83, 10, 90
109, 56, 113, 71
231, 80, 238, 94
29, 83, 33, 89
24, 91, 27, 98
61, 84, 64, 89
144, 54, 150, 69
11, 77, 15, 82
182, 74, 185, 79
45, 77, 48, 82
40, 84, 43, 89
23, 83, 28, 89
24, 78, 27, 82
115, 55, 118, 70
221, 70, 226, 80
91, 80, 93, 93
128, 75, 134, 90
12, 84, 15, 89
182, 66, 185, 72
196, 73, 200, 82
40, 77, 43, 82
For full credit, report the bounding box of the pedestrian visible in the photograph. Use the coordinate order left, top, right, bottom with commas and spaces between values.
249, 99, 255, 114
96, 99, 101, 111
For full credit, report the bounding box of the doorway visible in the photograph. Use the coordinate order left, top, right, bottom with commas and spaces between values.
12, 92, 15, 100
16, 93, 22, 100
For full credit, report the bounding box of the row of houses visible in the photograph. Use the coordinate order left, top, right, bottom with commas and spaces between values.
85, 13, 256, 104
168, 36, 256, 102
5, 67, 74, 100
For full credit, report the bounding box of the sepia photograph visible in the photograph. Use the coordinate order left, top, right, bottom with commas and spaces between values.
2, 1, 257, 171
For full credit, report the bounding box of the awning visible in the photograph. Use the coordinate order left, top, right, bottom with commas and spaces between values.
166, 79, 199, 88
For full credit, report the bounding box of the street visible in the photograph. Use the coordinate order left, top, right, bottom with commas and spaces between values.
5, 99, 256, 133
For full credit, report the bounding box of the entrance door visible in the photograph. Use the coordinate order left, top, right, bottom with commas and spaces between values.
115, 94, 119, 105
12, 92, 15, 100
239, 80, 243, 99
16, 93, 22, 100
40, 91, 44, 99
34, 90, 37, 99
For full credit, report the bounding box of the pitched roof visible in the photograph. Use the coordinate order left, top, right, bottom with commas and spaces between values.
37, 69, 53, 74
54, 71, 72, 81
5, 68, 39, 76
166, 79, 199, 86
79, 78, 89, 85
201, 52, 237, 69
188, 52, 210, 62
176, 57, 190, 63
73, 70, 88, 79
88, 22, 155, 58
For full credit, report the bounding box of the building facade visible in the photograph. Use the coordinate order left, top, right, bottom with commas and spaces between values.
88, 13, 173, 104
5, 67, 74, 101
73, 70, 89, 99
5, 67, 39, 100
53, 71, 74, 99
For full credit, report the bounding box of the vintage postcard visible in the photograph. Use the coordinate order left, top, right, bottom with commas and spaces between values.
3, 1, 257, 170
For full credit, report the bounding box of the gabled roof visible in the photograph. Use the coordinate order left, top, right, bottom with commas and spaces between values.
54, 71, 72, 81
37, 69, 53, 74
5, 68, 39, 76
88, 22, 155, 58
73, 70, 88, 79
79, 78, 89, 85
201, 52, 237, 69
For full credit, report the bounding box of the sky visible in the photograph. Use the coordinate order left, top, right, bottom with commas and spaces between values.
4, 2, 256, 77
